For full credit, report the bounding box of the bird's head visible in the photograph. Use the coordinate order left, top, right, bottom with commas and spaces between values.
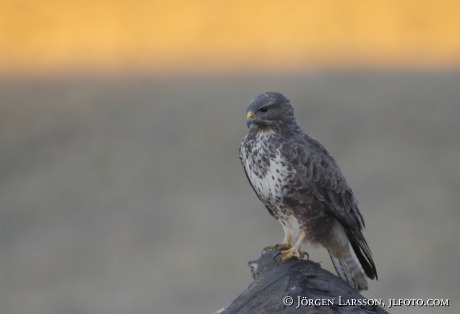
245, 92, 297, 133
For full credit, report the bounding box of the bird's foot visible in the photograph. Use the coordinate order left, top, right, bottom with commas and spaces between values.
261, 242, 292, 255
274, 247, 308, 265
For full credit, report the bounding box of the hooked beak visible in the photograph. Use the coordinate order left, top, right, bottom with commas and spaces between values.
246, 111, 254, 127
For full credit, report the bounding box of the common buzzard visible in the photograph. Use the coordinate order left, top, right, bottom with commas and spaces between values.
239, 92, 377, 291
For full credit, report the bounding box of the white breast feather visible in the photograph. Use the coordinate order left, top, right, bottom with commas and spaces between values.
244, 141, 292, 201
242, 134, 303, 245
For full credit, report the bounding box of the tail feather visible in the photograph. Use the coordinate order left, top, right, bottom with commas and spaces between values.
327, 220, 377, 291
328, 243, 369, 291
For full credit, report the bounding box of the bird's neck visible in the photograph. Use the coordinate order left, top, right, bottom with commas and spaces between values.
250, 121, 302, 136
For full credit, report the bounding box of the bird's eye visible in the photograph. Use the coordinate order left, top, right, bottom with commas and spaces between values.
259, 107, 268, 113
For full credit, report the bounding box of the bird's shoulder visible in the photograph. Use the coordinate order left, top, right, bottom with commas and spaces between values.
278, 132, 343, 185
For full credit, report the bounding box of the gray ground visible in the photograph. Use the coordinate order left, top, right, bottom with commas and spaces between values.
0, 71, 459, 314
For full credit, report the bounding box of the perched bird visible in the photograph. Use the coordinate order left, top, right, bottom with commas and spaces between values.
239, 92, 377, 291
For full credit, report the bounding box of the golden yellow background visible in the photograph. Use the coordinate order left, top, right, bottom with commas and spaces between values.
1, 0, 460, 74
1, 3, 460, 314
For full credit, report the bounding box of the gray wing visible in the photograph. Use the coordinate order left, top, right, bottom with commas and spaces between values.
280, 133, 377, 279
280, 133, 364, 229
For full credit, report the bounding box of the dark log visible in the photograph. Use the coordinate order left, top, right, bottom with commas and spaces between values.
218, 250, 388, 314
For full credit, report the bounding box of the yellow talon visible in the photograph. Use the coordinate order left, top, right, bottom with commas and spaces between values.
262, 234, 291, 254
275, 231, 307, 262
279, 247, 304, 261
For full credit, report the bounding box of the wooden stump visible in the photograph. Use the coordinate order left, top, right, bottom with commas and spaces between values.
218, 250, 388, 314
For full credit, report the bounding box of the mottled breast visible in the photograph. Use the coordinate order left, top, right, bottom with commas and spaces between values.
240, 132, 293, 212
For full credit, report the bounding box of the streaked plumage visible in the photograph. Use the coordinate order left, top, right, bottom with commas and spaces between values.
239, 92, 377, 291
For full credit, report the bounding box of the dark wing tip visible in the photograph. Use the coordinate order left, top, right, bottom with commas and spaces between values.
348, 228, 378, 280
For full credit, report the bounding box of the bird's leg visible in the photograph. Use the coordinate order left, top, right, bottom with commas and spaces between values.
275, 231, 307, 262
261, 233, 291, 255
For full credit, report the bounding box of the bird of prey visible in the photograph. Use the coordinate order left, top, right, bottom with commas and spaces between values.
239, 92, 377, 291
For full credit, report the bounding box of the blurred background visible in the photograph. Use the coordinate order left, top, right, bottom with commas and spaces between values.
1, 1, 459, 314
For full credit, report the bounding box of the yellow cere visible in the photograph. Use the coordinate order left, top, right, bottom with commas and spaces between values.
247, 111, 254, 119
